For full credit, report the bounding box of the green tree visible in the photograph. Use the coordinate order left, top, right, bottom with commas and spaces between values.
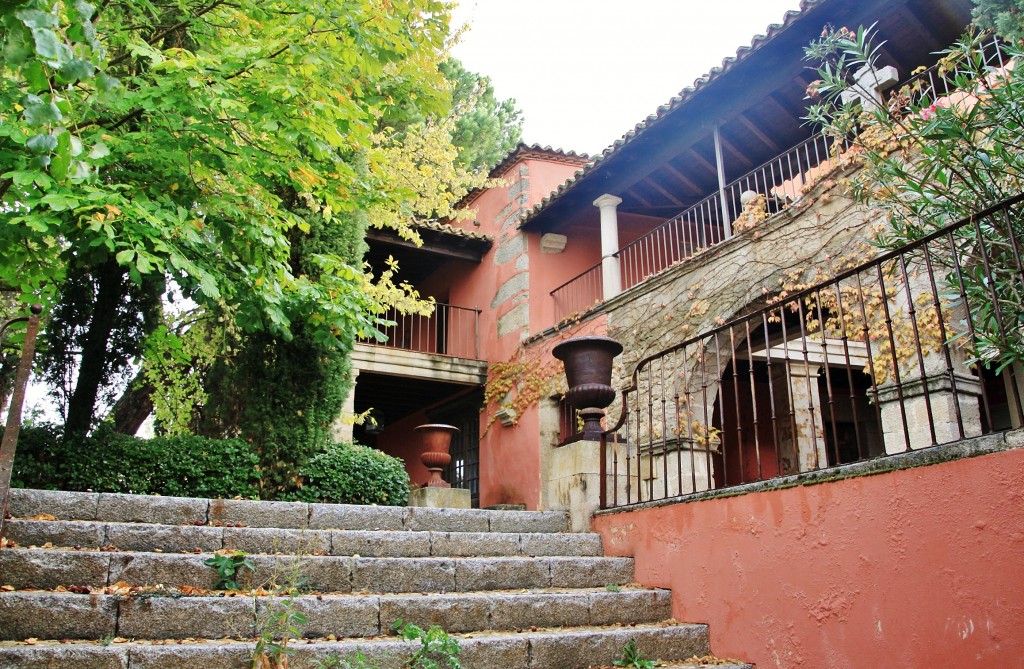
973, 0, 1024, 42
442, 59, 522, 171
1, 0, 454, 433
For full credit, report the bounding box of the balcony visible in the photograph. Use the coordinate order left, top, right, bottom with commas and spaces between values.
359, 302, 481, 361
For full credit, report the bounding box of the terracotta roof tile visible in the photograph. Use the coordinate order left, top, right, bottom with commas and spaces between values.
412, 219, 493, 243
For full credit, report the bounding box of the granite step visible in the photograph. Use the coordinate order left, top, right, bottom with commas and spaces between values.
0, 547, 635, 593
1, 518, 603, 557
7, 488, 569, 533
0, 587, 671, 641
0, 622, 711, 669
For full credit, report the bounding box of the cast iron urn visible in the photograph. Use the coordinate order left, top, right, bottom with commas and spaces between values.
415, 423, 459, 488
552, 335, 623, 440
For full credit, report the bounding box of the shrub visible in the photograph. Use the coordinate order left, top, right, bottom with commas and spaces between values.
10, 424, 261, 499
296, 442, 410, 506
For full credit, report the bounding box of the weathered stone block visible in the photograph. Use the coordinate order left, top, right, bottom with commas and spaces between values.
519, 532, 602, 556
407, 487, 472, 509
108, 553, 219, 589
496, 302, 529, 338
222, 527, 329, 555
488, 592, 590, 629
8, 488, 99, 520
490, 272, 529, 309
126, 643, 250, 669
118, 596, 255, 639
106, 523, 222, 553
403, 508, 489, 533
548, 556, 634, 588
494, 233, 527, 265
331, 530, 430, 558
379, 593, 489, 633
265, 555, 352, 593
308, 504, 405, 531
458, 635, 530, 667
0, 592, 116, 640
208, 499, 308, 529
429, 531, 519, 557
293, 640, 417, 669
352, 558, 455, 594
455, 557, 549, 591
0, 645, 128, 668
589, 588, 672, 625
0, 549, 111, 589
528, 625, 708, 668
488, 510, 568, 534
257, 595, 380, 638
97, 493, 207, 525
1, 519, 106, 549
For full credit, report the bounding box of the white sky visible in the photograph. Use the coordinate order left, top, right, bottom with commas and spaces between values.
451, 0, 802, 157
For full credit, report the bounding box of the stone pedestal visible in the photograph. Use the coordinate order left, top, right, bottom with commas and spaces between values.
408, 487, 471, 509
877, 373, 982, 453
544, 439, 603, 533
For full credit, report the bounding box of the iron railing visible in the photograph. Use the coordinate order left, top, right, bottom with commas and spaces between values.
549, 39, 1013, 324
0, 305, 43, 534
361, 302, 481, 360
599, 194, 1024, 509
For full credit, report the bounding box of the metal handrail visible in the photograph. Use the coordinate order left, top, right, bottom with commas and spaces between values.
360, 302, 483, 360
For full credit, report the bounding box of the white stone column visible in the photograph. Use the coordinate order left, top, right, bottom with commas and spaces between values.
331, 368, 360, 443
593, 194, 623, 300
786, 362, 829, 472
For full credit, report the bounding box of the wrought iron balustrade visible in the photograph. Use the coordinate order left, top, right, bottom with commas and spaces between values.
360, 302, 481, 360
598, 194, 1024, 509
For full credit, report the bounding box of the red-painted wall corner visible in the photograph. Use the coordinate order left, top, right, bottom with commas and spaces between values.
592, 446, 1024, 668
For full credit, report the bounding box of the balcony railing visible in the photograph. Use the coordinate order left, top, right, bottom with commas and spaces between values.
550, 39, 1012, 324
598, 193, 1024, 510
361, 302, 481, 360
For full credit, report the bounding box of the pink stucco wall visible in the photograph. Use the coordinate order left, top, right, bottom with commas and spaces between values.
592, 447, 1024, 668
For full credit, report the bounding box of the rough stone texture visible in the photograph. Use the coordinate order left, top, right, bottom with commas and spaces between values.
489, 510, 568, 534
352, 557, 455, 594
403, 507, 490, 533
0, 549, 111, 589
308, 503, 405, 531
379, 593, 490, 633
455, 557, 549, 591
494, 233, 527, 265
515, 254, 530, 270
549, 557, 634, 588
118, 596, 255, 639
258, 596, 379, 639
253, 555, 353, 593
490, 272, 529, 309
105, 523, 222, 553
528, 624, 709, 669
8, 488, 100, 520
209, 499, 308, 529
429, 531, 520, 557
520, 532, 602, 556
496, 302, 529, 339
331, 529, 430, 557
97, 493, 207, 525
221, 526, 329, 555
126, 644, 250, 669
407, 487, 472, 509
489, 592, 591, 630
458, 635, 531, 667
295, 640, 418, 669
589, 589, 672, 625
0, 592, 117, 640
108, 553, 220, 590
1, 519, 106, 549
0, 645, 128, 668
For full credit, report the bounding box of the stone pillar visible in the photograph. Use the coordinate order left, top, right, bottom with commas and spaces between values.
593, 194, 623, 300
786, 362, 829, 472
331, 368, 360, 443
877, 373, 983, 453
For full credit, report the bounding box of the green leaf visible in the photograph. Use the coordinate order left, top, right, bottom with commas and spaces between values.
23, 101, 62, 125
26, 133, 58, 154
115, 249, 136, 264
58, 58, 96, 83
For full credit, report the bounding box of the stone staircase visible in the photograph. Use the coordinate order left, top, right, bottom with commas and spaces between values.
0, 489, 750, 668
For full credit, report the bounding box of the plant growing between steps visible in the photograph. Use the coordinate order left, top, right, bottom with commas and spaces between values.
251, 557, 309, 669
393, 619, 462, 669
613, 639, 657, 669
204, 550, 254, 590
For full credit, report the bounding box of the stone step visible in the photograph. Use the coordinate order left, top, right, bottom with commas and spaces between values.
0, 548, 635, 593
0, 622, 710, 669
8, 488, 569, 533
2, 519, 603, 558
0, 587, 671, 641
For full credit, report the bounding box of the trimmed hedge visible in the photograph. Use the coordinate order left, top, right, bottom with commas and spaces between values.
295, 442, 410, 506
11, 425, 261, 499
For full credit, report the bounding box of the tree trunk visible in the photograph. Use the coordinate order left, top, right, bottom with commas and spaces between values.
64, 259, 127, 436
108, 368, 155, 435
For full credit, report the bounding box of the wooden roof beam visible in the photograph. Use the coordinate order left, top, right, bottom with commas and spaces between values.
736, 114, 781, 153
660, 162, 704, 195
641, 177, 686, 206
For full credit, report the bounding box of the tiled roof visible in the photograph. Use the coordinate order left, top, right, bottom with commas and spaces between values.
412, 219, 493, 243
518, 0, 821, 229
455, 144, 592, 211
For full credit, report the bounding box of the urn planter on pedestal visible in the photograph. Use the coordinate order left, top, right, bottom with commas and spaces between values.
552, 335, 623, 440
415, 423, 459, 488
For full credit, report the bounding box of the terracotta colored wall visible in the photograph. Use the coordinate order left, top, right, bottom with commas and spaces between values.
376, 410, 432, 487
592, 447, 1024, 668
